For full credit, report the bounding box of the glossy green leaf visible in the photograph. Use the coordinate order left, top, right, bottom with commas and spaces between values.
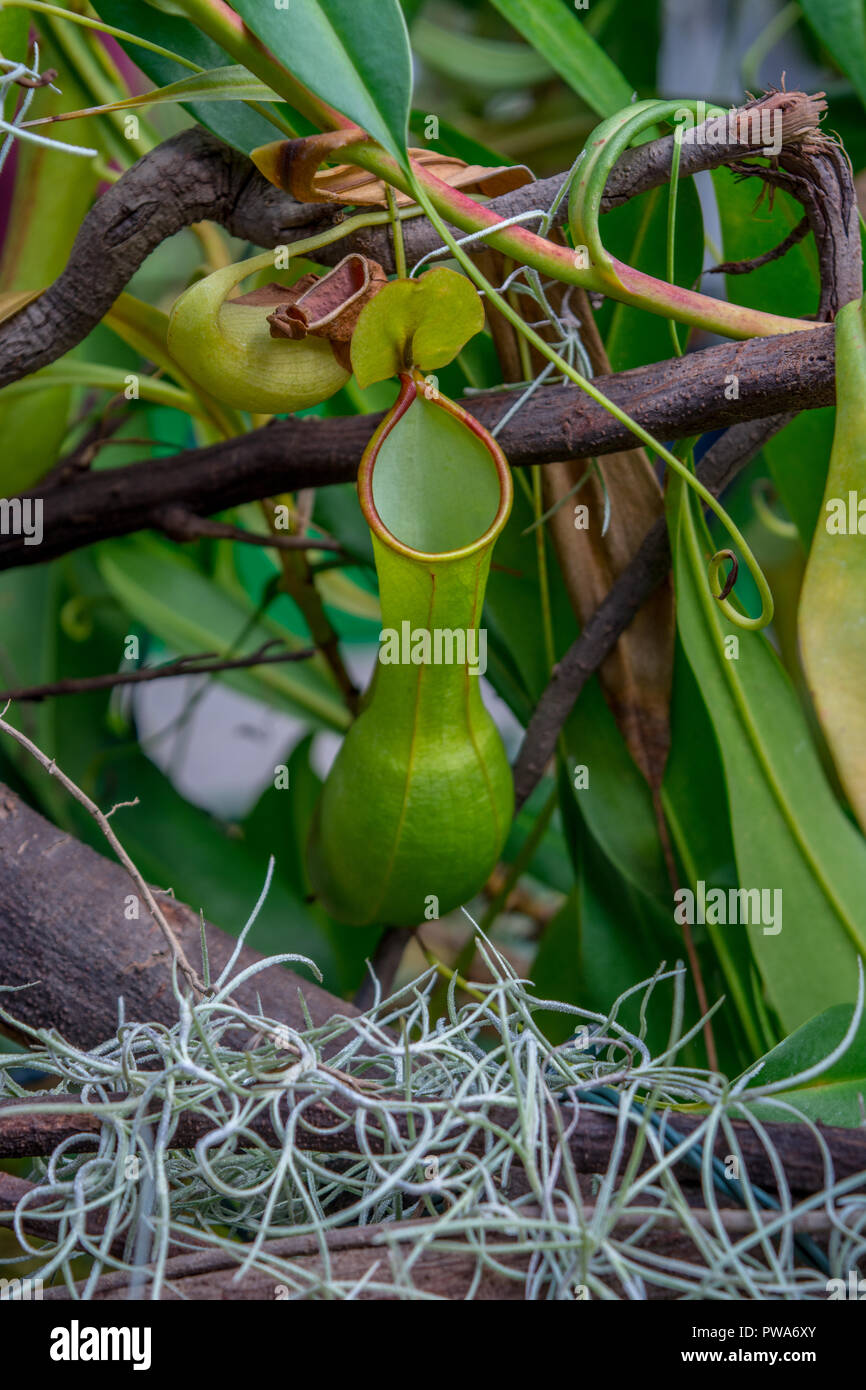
351, 269, 484, 389
741, 1002, 866, 1127
411, 15, 553, 90
799, 296, 866, 833
800, 0, 866, 109
95, 534, 350, 731
488, 0, 634, 117
41, 63, 280, 121
91, 0, 293, 150
230, 0, 412, 165
669, 470, 866, 1032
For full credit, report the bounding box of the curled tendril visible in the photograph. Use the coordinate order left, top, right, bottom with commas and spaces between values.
568, 98, 727, 294
710, 548, 739, 602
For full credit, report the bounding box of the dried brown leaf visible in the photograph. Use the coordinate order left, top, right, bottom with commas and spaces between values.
230, 255, 387, 371
252, 134, 532, 207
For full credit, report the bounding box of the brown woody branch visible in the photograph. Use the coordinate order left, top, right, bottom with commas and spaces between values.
0, 92, 830, 390
1, 1085, 863, 1201
0, 783, 351, 1052
0, 325, 836, 574
0, 1167, 850, 1301
155, 506, 343, 552
0, 641, 316, 703
3, 789, 859, 1205
31, 1207, 851, 1301
0, 1162, 842, 1300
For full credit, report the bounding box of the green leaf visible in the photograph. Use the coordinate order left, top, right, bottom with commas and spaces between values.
669, 470, 866, 1032
351, 268, 484, 388
662, 645, 771, 1060
411, 14, 554, 90
565, 678, 668, 900
0, 31, 105, 491
799, 296, 866, 833
1, 361, 200, 415
95, 534, 351, 731
408, 110, 508, 166
533, 761, 682, 1054
90, 0, 293, 150
45, 63, 281, 120
231, 0, 412, 165
482, 481, 576, 715
0, 563, 70, 827
800, 0, 866, 109
587, 0, 660, 95
741, 1002, 866, 1127
488, 0, 634, 117
95, 749, 341, 983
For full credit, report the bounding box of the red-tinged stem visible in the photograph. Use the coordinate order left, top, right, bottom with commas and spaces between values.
177, 0, 812, 340
602, 256, 808, 337
295, 136, 813, 341
393, 157, 810, 337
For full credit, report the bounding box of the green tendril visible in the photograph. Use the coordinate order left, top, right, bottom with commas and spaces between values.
569, 98, 726, 294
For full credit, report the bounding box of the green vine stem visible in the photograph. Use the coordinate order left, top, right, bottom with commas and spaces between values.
407, 176, 775, 631
173, 0, 811, 342
666, 122, 686, 360
386, 185, 407, 281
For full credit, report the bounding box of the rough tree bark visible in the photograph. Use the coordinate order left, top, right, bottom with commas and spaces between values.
0, 783, 350, 1051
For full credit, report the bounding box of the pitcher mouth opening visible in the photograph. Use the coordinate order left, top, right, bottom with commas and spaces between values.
358, 373, 513, 563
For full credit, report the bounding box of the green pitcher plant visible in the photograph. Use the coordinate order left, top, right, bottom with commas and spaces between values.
306, 370, 515, 926
166, 250, 353, 414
